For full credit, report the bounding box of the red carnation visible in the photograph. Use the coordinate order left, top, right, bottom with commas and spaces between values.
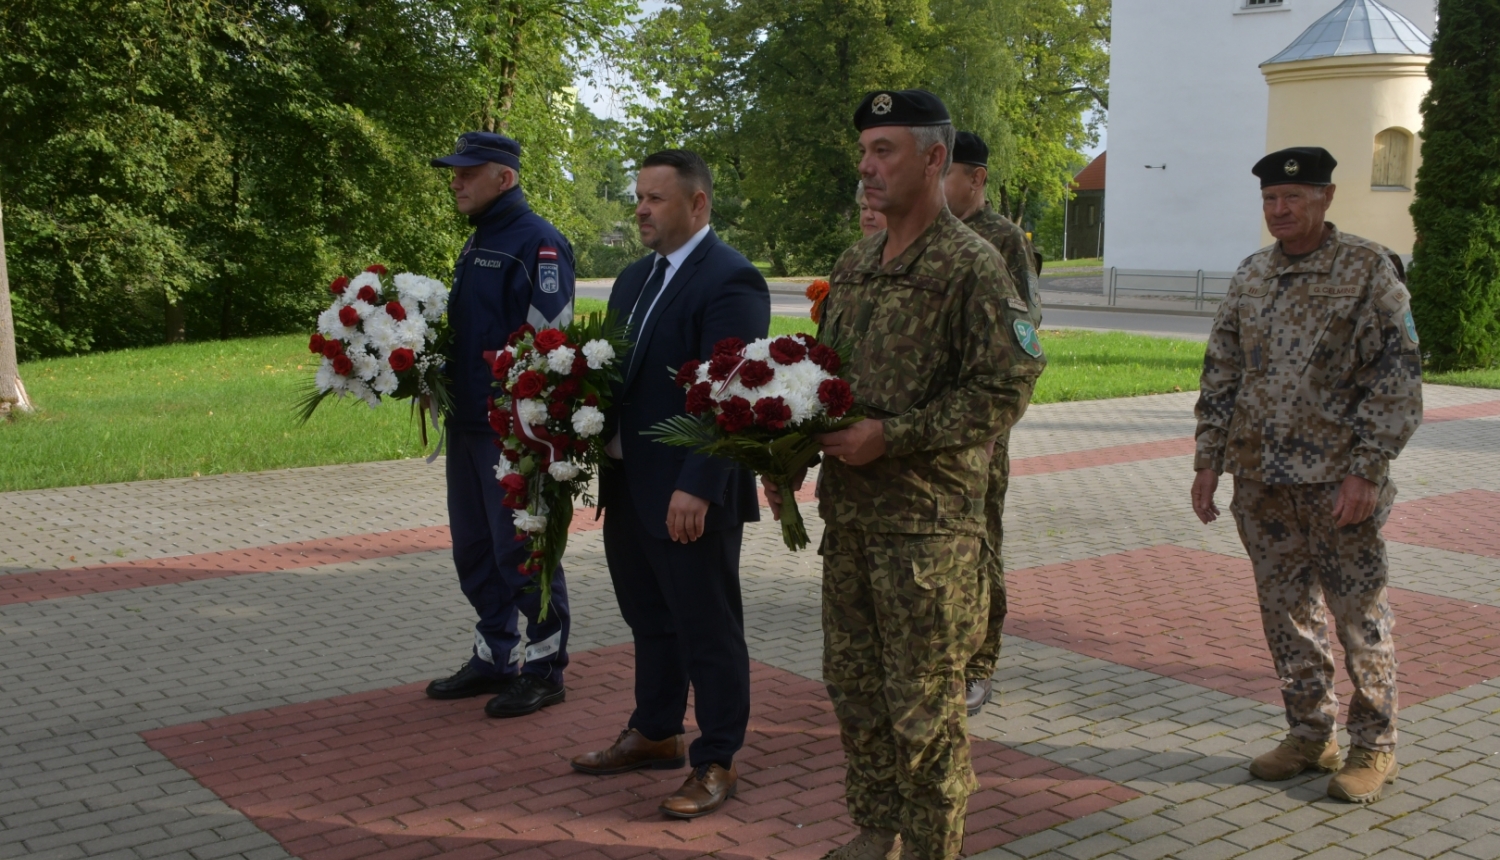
329, 276, 350, 295
548, 401, 570, 420
388, 348, 415, 373
584, 393, 599, 407
674, 360, 701, 388
508, 323, 536, 347
768, 336, 807, 366
809, 344, 841, 373
338, 305, 360, 327
491, 350, 514, 380
502, 448, 521, 463
309, 333, 326, 354
716, 396, 755, 433
712, 337, 745, 358
738, 359, 774, 388
753, 396, 792, 431
331, 354, 354, 376
356, 285, 379, 304
365, 264, 388, 275
685, 381, 715, 415
708, 352, 740, 382
321, 339, 344, 359
499, 473, 528, 495
385, 301, 407, 321
534, 328, 567, 352
512, 370, 547, 399
571, 353, 589, 377
552, 379, 580, 400
491, 412, 514, 438
818, 378, 854, 417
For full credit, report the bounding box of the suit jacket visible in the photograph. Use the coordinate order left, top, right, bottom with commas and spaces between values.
601, 229, 771, 540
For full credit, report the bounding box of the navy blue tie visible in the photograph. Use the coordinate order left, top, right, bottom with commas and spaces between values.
626, 256, 670, 378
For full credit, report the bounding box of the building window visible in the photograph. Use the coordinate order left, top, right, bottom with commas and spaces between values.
1372, 128, 1412, 188
1243, 0, 1283, 6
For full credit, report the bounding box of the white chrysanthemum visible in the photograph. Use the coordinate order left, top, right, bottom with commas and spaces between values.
314, 361, 344, 393
351, 351, 379, 382
783, 387, 820, 425
349, 300, 375, 323
395, 317, 429, 351
547, 460, 581, 482
493, 459, 513, 481
363, 316, 400, 352
695, 362, 711, 384
572, 405, 604, 437
350, 271, 382, 293
742, 338, 771, 362
516, 398, 548, 427
513, 511, 547, 532
582, 339, 615, 370
372, 368, 399, 396
546, 345, 577, 375
318, 307, 352, 339
346, 377, 379, 407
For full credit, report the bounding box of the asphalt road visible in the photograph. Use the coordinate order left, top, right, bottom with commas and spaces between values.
576, 280, 1214, 341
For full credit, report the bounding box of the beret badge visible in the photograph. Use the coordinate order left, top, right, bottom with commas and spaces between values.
1284, 159, 1300, 176
871, 93, 894, 116
454, 137, 470, 154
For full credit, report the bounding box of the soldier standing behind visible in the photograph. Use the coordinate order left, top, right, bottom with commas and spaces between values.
1192, 147, 1423, 804
768, 89, 1044, 860
942, 130, 1044, 716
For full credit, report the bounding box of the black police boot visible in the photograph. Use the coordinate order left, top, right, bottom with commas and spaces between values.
425, 663, 515, 700
485, 673, 565, 718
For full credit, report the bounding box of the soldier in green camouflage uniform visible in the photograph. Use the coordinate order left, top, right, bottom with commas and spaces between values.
805, 90, 1044, 860
943, 131, 1045, 715
1192, 147, 1422, 806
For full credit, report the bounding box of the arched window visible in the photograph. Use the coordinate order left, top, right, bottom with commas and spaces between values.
1372, 128, 1412, 188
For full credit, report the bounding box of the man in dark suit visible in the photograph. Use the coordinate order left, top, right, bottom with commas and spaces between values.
569, 150, 770, 819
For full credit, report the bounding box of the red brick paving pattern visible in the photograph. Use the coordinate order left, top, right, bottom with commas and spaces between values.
144, 645, 1136, 860
1385, 489, 1500, 559
1007, 544, 1500, 706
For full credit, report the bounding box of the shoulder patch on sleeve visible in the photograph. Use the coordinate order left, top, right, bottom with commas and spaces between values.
1378, 284, 1410, 314
537, 246, 559, 261
1007, 296, 1029, 313
1012, 319, 1043, 358
537, 262, 560, 294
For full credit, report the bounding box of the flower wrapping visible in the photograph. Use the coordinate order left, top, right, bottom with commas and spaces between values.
489, 311, 630, 619
647, 333, 859, 550
298, 266, 453, 442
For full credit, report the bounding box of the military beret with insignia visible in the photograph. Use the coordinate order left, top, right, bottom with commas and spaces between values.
952, 131, 988, 167
1252, 146, 1336, 188
430, 131, 522, 170
853, 89, 951, 131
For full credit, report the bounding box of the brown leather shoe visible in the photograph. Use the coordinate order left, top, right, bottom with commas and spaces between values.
659, 762, 737, 819
571, 728, 686, 775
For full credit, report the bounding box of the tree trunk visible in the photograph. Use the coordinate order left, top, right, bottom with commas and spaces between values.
0, 191, 34, 414
165, 294, 186, 343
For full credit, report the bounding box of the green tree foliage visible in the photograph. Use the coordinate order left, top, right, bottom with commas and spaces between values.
0, 0, 636, 359
1409, 0, 1500, 371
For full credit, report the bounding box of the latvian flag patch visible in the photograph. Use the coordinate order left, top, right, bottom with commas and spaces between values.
538, 246, 559, 261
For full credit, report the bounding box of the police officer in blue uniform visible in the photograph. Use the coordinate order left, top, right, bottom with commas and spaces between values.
425, 132, 576, 718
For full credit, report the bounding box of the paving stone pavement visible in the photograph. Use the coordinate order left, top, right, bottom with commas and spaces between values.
3, 384, 1500, 860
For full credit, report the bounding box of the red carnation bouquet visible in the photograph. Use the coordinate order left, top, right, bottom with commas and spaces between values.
297, 265, 452, 444
647, 333, 858, 550
487, 311, 630, 618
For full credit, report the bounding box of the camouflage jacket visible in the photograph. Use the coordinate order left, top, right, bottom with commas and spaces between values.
1194, 225, 1423, 485
818, 208, 1046, 535
963, 203, 1043, 326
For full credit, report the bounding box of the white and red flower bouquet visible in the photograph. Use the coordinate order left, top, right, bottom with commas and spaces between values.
487, 312, 630, 618
648, 333, 858, 551
298, 264, 452, 439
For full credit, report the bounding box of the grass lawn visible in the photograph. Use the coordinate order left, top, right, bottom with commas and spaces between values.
1426, 367, 1500, 388
1045, 257, 1103, 271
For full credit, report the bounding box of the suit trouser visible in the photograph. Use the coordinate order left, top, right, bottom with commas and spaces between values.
446, 427, 570, 684
966, 432, 1010, 680
1230, 476, 1399, 752
600, 477, 751, 768
822, 529, 987, 860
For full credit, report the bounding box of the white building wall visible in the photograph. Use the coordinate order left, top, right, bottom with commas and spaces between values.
1105, 0, 1434, 275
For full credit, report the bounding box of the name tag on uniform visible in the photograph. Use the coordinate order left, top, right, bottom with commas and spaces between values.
1308, 284, 1360, 298
1007, 297, 1028, 313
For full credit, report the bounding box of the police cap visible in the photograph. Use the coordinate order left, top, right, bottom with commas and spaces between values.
952, 131, 988, 167
853, 89, 951, 131
430, 132, 521, 171
1253, 146, 1336, 188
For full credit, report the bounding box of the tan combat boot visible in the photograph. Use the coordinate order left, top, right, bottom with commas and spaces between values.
822, 827, 901, 860
1249, 735, 1341, 781
1328, 747, 1398, 803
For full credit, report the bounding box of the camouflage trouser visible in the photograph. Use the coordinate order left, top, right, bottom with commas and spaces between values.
821, 529, 988, 860
1231, 476, 1399, 752
966, 432, 1010, 681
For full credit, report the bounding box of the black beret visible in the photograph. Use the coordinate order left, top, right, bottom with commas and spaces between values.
853, 89, 951, 131
1252, 146, 1336, 188
431, 131, 521, 170
952, 131, 988, 167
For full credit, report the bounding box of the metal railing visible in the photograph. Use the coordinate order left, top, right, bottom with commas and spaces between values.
1105, 268, 1235, 311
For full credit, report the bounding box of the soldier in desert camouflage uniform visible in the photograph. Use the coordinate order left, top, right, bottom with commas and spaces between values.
765, 90, 1044, 860
1192, 147, 1423, 805
942, 130, 1044, 716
